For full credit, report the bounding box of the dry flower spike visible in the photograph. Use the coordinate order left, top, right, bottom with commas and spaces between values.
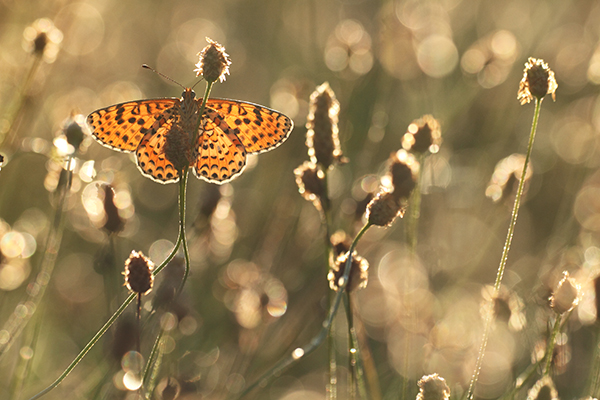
194, 37, 231, 83
417, 373, 450, 400
327, 251, 369, 292
124, 250, 154, 295
518, 57, 557, 105
306, 82, 344, 169
402, 115, 442, 154
294, 161, 327, 212
550, 271, 580, 315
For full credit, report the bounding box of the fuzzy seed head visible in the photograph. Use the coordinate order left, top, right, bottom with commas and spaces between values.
22, 18, 62, 63
294, 161, 328, 211
550, 271, 580, 314
518, 57, 557, 105
328, 251, 369, 292
124, 250, 154, 295
306, 82, 344, 169
195, 37, 231, 83
402, 115, 442, 154
366, 190, 404, 227
526, 376, 558, 400
102, 184, 124, 234
389, 150, 419, 201
416, 373, 450, 400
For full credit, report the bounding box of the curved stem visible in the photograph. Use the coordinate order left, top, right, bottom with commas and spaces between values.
0, 156, 73, 358
466, 98, 542, 400
543, 313, 563, 376
177, 168, 190, 294
238, 223, 372, 398
28, 292, 137, 400
29, 200, 187, 400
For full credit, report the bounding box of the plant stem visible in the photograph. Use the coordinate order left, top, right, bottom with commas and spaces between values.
543, 313, 563, 376
177, 167, 190, 294
0, 156, 73, 358
466, 98, 542, 400
237, 223, 372, 399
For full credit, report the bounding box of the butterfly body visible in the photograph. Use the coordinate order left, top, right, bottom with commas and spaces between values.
87, 88, 293, 184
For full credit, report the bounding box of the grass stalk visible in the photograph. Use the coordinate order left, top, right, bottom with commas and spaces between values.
0, 156, 73, 358
466, 98, 543, 400
237, 222, 372, 398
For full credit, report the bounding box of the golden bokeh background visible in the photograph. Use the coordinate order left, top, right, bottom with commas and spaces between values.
1, 0, 600, 399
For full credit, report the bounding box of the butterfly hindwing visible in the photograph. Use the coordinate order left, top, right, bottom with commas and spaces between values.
194, 108, 247, 184
136, 122, 181, 183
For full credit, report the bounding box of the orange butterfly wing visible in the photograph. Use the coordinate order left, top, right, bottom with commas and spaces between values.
87, 98, 183, 183
87, 94, 294, 185
205, 99, 293, 154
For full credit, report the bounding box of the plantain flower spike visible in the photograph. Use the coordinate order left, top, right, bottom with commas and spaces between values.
518, 57, 557, 105
195, 37, 231, 83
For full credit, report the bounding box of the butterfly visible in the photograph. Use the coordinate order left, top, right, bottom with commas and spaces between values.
87, 88, 293, 184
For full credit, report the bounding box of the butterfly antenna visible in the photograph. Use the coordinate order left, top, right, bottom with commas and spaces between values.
142, 64, 186, 89
191, 77, 205, 90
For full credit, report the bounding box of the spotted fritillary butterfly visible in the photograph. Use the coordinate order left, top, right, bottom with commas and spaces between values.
87, 88, 293, 184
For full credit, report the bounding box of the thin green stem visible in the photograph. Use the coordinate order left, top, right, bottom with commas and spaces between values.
344, 293, 367, 400
466, 98, 543, 400
28, 292, 137, 400
177, 167, 190, 294
237, 223, 372, 399
0, 156, 73, 358
0, 54, 42, 149
142, 328, 166, 399
28, 175, 189, 399
543, 313, 563, 376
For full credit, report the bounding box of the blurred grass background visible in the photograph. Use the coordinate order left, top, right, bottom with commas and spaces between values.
1, 0, 600, 399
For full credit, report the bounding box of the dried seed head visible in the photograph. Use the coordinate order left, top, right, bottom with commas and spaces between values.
124, 250, 154, 295
102, 184, 124, 234
526, 376, 558, 400
366, 190, 404, 227
0, 153, 4, 172
22, 18, 62, 63
416, 373, 450, 400
480, 285, 527, 332
163, 125, 192, 171
328, 251, 369, 292
389, 150, 419, 201
402, 115, 442, 154
330, 230, 351, 258
156, 377, 181, 400
195, 37, 231, 83
518, 57, 557, 105
550, 271, 580, 314
64, 118, 86, 151
306, 82, 344, 169
294, 161, 328, 211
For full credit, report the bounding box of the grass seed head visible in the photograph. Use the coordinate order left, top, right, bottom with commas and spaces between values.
306, 82, 344, 169
518, 57, 557, 105
294, 161, 327, 211
416, 373, 450, 400
195, 37, 231, 83
550, 271, 580, 315
102, 184, 124, 234
366, 190, 404, 227
124, 250, 154, 295
328, 251, 369, 292
402, 115, 442, 154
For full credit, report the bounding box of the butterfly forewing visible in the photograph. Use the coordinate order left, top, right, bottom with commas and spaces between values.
205, 99, 293, 154
87, 99, 179, 153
